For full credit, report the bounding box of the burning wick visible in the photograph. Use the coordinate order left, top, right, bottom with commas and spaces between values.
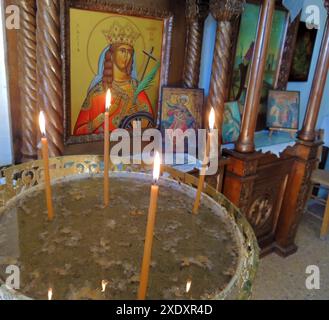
186, 280, 192, 293
105, 89, 112, 112
48, 288, 53, 300
209, 107, 215, 131
101, 280, 109, 293
39, 111, 46, 137
192, 108, 215, 215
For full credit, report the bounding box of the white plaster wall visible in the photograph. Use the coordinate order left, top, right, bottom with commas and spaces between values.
0, 3, 13, 166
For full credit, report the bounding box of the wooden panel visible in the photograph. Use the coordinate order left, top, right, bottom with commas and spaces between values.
223, 149, 295, 255
247, 156, 293, 249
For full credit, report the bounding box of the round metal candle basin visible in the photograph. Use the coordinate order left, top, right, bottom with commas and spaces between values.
0, 155, 259, 300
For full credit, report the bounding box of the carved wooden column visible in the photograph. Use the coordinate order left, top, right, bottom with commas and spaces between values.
235, 0, 275, 153
222, 0, 280, 255
36, 0, 64, 157
206, 0, 245, 137
182, 0, 209, 88
275, 4, 329, 256
19, 0, 38, 161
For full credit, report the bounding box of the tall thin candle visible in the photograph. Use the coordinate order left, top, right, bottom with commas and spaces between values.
104, 89, 111, 207
138, 152, 161, 300
39, 112, 54, 221
192, 108, 215, 214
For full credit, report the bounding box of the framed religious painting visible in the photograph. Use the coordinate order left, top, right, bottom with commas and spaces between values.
267, 90, 300, 130
289, 22, 317, 82
160, 87, 204, 132
222, 101, 241, 145
160, 87, 204, 153
61, 0, 173, 144
229, 1, 289, 130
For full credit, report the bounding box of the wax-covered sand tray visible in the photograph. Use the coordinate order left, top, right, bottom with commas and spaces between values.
0, 156, 259, 300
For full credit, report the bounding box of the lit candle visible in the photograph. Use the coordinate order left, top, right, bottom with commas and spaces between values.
104, 89, 111, 207
48, 288, 53, 300
138, 152, 161, 300
39, 112, 54, 221
186, 279, 192, 293
192, 108, 215, 214
101, 280, 109, 293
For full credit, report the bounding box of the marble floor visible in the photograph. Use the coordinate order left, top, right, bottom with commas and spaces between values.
252, 207, 329, 300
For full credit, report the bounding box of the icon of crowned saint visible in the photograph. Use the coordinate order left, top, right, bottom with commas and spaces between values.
74, 22, 159, 135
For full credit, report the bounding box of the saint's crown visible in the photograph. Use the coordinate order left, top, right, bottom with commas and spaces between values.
103, 22, 141, 47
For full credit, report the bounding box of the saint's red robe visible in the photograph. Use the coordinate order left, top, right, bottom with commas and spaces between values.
74, 82, 153, 136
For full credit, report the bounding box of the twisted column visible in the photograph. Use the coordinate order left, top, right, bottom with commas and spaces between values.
183, 0, 209, 88
206, 0, 245, 141
36, 0, 64, 157
19, 0, 38, 162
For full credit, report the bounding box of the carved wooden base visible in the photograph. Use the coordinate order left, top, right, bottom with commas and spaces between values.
275, 140, 322, 252
223, 138, 322, 257
223, 149, 295, 256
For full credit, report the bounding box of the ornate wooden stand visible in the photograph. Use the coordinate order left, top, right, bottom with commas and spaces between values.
224, 0, 329, 257
223, 150, 294, 255
275, 2, 329, 256
223, 0, 280, 255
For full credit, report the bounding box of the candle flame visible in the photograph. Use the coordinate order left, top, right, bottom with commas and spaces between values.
153, 152, 161, 182
48, 288, 53, 300
101, 280, 109, 293
106, 89, 112, 112
209, 108, 215, 130
186, 280, 192, 293
39, 111, 46, 136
